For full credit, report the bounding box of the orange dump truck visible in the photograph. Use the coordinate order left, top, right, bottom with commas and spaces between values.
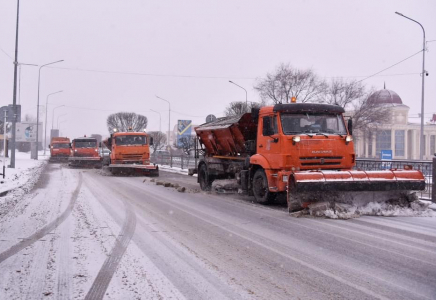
191, 103, 425, 212
68, 136, 102, 168
104, 130, 158, 176
49, 137, 71, 162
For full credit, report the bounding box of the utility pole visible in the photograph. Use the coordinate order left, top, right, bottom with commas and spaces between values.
10, 0, 20, 168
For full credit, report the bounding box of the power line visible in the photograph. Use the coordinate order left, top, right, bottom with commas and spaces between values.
47, 65, 423, 81
49, 66, 256, 80
356, 50, 423, 83
0, 47, 13, 60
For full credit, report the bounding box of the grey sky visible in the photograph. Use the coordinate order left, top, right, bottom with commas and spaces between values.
0, 0, 435, 139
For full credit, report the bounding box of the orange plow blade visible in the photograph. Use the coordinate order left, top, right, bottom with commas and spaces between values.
287, 170, 425, 212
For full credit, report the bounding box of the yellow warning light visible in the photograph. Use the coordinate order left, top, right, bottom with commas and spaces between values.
291, 97, 297, 103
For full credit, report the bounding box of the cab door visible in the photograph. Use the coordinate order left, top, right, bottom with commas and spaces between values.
257, 114, 281, 169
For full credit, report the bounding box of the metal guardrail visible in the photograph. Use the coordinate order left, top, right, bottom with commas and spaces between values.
355, 159, 433, 201
151, 155, 197, 170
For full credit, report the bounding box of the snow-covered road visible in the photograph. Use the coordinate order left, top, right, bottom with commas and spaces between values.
0, 164, 435, 299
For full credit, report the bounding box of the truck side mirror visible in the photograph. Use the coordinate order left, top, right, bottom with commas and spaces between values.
149, 137, 154, 146
347, 119, 353, 135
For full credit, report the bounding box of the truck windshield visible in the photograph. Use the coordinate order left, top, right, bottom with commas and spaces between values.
75, 141, 97, 148
115, 135, 147, 146
52, 143, 70, 149
280, 113, 347, 135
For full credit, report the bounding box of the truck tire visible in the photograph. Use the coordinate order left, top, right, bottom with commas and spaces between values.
198, 164, 212, 191
252, 169, 275, 204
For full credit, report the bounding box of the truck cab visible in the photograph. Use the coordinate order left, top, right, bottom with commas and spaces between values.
108, 131, 151, 165
49, 137, 71, 162
69, 137, 102, 167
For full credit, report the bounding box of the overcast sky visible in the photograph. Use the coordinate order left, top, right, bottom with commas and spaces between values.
0, 0, 435, 139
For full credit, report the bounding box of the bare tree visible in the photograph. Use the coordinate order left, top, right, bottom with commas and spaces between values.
148, 131, 167, 153
224, 101, 263, 116
106, 112, 148, 133
320, 79, 366, 109
254, 63, 326, 104
178, 136, 196, 155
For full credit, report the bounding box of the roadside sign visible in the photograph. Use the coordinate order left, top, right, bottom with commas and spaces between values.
0, 105, 21, 123
206, 114, 216, 123
381, 149, 392, 169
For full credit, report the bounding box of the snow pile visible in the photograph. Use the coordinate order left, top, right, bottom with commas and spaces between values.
309, 199, 436, 219
0, 152, 47, 218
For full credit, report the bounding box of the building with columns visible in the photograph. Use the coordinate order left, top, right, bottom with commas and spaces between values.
353, 88, 436, 161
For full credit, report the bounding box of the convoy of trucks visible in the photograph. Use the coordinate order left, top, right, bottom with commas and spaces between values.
47, 101, 427, 213
190, 103, 425, 212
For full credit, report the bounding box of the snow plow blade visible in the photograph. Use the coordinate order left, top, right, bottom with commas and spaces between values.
287, 170, 426, 212
108, 164, 159, 176
68, 157, 102, 168
49, 156, 69, 163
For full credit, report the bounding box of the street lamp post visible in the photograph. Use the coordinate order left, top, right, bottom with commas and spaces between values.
156, 96, 171, 146
229, 80, 248, 107
36, 59, 64, 160
52, 105, 65, 130
150, 109, 162, 132
44, 90, 62, 155
395, 11, 426, 160
57, 113, 67, 129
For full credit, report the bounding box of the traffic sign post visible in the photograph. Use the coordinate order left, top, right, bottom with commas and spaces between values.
381, 150, 392, 169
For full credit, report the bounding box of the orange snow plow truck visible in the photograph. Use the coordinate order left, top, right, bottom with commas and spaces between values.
68, 136, 102, 168
103, 130, 158, 176
191, 103, 425, 212
49, 137, 71, 162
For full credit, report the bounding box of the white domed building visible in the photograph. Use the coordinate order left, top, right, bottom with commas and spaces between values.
354, 88, 436, 160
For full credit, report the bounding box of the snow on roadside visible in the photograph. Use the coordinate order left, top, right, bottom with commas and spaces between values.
0, 152, 48, 219
312, 200, 436, 220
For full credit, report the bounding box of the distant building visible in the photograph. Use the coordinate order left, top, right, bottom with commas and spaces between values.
353, 88, 436, 160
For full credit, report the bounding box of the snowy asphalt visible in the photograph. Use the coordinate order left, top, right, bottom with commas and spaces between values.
0, 163, 435, 299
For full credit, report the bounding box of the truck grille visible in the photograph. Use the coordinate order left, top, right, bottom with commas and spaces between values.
121, 154, 143, 160
299, 156, 343, 166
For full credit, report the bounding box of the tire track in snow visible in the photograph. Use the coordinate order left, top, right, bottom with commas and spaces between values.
84, 200, 136, 300
0, 173, 82, 264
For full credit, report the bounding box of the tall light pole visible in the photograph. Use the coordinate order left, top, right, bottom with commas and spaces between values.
43, 90, 62, 155
52, 105, 65, 129
57, 113, 67, 129
229, 80, 248, 107
395, 12, 426, 160
156, 96, 171, 146
36, 59, 64, 160
150, 109, 162, 132
10, 0, 20, 168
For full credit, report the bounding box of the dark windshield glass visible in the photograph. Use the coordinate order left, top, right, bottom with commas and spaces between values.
52, 143, 70, 149
280, 113, 347, 135
75, 141, 97, 148
115, 135, 147, 146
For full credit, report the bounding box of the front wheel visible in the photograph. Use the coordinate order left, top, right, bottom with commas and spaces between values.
252, 169, 276, 204
198, 164, 212, 191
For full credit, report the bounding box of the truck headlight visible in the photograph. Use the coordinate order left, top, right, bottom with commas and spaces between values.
74, 149, 77, 152
292, 136, 300, 145
282, 175, 288, 182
